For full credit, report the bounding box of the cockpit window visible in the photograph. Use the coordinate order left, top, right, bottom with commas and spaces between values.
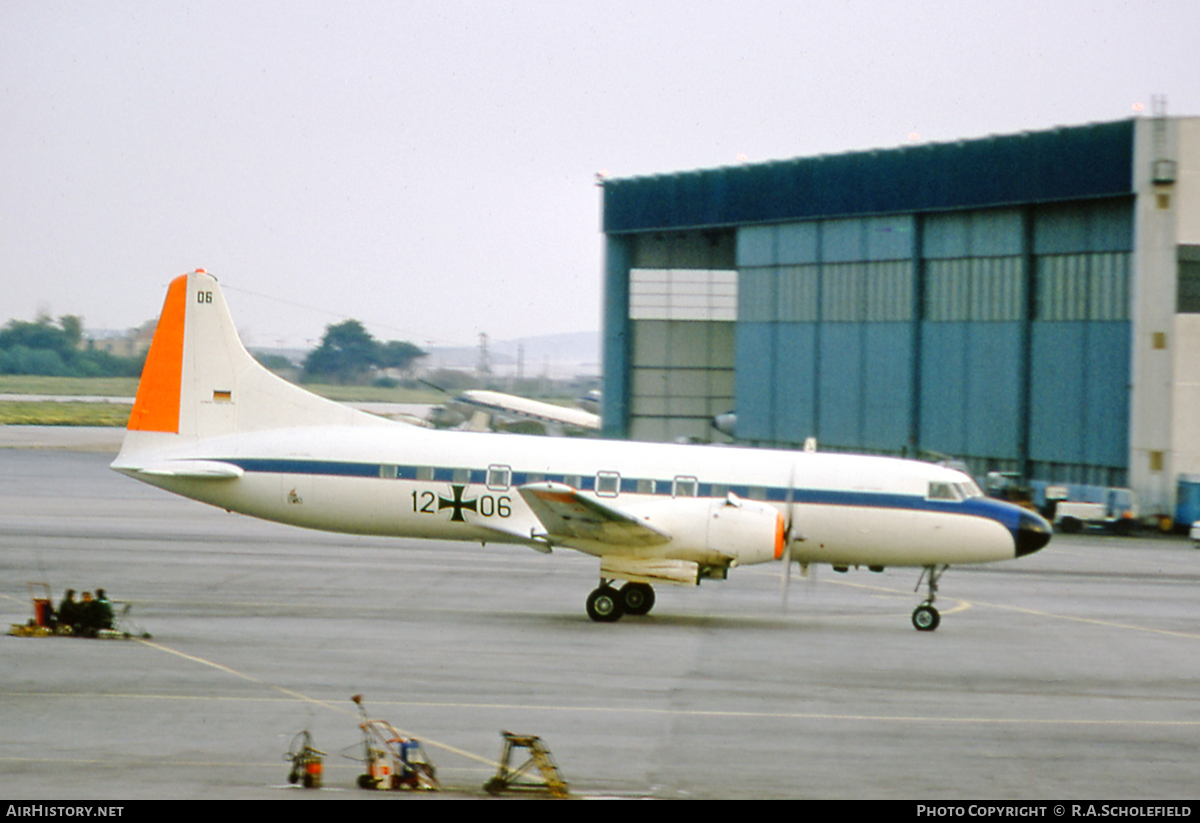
928, 482, 961, 501
956, 480, 983, 499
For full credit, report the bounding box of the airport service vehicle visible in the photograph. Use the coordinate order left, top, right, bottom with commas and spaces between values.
7, 583, 150, 639
111, 271, 1051, 630
1044, 485, 1139, 535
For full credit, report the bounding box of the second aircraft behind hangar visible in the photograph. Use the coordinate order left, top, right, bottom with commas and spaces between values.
111, 271, 1051, 629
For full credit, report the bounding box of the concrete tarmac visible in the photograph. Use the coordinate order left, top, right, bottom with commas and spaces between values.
3, 444, 1200, 799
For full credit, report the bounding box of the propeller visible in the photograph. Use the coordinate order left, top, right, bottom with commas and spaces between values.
780, 464, 796, 612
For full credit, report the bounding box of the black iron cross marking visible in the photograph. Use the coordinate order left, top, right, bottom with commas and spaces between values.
438, 485, 478, 522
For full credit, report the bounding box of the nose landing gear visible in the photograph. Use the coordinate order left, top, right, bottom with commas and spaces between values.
912, 565, 947, 631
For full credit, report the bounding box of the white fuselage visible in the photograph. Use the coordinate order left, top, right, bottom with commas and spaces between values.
114, 422, 1025, 569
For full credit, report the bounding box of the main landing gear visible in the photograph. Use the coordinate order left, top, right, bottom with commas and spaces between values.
586, 581, 655, 622
912, 564, 947, 631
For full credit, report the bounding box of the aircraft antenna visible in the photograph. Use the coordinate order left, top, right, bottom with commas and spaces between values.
477, 333, 492, 377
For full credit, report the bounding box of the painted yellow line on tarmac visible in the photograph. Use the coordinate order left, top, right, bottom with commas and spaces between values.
825, 577, 1200, 639
133, 638, 498, 768
963, 600, 1200, 640
8, 690, 1200, 729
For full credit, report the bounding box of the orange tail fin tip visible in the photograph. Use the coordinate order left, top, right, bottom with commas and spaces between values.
127, 274, 189, 433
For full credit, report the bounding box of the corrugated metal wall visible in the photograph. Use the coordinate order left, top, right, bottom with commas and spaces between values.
732, 200, 1132, 483
920, 209, 1026, 471
602, 121, 1139, 485
1027, 200, 1132, 485
735, 216, 916, 452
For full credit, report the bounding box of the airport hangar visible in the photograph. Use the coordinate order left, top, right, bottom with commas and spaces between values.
599, 116, 1200, 522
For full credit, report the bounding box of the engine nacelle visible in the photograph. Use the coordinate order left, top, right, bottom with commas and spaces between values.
622, 494, 785, 567
706, 495, 785, 566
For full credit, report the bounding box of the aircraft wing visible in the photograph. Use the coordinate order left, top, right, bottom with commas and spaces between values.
517, 482, 670, 547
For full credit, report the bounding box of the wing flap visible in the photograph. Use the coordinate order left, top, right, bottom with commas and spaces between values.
517, 482, 670, 547
472, 521, 555, 554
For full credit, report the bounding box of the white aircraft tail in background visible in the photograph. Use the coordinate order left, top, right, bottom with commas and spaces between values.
113, 270, 1051, 629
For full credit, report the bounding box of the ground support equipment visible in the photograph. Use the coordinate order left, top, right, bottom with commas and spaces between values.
483, 730, 569, 798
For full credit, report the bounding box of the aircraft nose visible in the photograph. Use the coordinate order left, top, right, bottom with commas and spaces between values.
1014, 509, 1052, 557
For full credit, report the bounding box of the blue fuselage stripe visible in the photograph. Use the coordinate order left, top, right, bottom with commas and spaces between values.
215, 457, 1023, 534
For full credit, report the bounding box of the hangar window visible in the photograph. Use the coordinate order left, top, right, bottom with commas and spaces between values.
630, 269, 737, 321
1178, 246, 1200, 313
925, 257, 1023, 321
1037, 253, 1130, 321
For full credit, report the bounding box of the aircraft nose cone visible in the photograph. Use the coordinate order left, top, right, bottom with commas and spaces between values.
1015, 509, 1052, 557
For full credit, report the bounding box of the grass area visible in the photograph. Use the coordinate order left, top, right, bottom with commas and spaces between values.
300, 383, 445, 403
0, 375, 140, 396
0, 401, 132, 427
0, 375, 582, 426
0, 374, 446, 403
0, 375, 446, 427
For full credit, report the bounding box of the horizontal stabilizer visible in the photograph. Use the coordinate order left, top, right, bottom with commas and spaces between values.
517, 482, 671, 547
121, 459, 244, 479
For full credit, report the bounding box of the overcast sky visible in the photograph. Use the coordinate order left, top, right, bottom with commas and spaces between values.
2, 1, 1197, 349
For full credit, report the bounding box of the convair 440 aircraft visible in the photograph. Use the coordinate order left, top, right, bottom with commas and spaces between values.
112, 271, 1051, 630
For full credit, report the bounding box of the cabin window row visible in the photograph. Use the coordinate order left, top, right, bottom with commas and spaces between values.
376, 463, 708, 499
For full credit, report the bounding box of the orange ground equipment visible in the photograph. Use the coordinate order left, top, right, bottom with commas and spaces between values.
286, 730, 325, 788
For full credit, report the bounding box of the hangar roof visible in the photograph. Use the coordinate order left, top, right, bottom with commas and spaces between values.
603, 119, 1135, 234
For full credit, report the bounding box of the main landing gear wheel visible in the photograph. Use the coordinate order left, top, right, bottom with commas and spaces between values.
586, 586, 624, 622
912, 603, 940, 632
618, 582, 655, 616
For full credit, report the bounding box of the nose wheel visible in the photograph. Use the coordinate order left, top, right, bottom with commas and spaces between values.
912, 603, 940, 631
912, 565, 947, 632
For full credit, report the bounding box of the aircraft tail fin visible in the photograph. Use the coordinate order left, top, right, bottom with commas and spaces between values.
123, 270, 381, 444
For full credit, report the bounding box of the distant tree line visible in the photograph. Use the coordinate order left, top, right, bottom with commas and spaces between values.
0, 314, 144, 377
0, 313, 425, 384
301, 319, 426, 385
